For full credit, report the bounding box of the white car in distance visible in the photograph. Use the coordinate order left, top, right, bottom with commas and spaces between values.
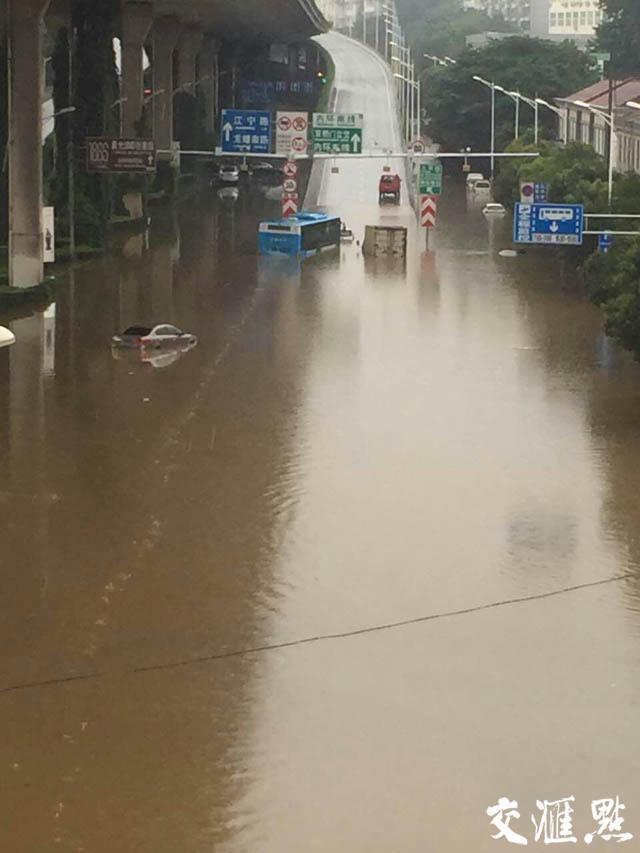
483, 203, 507, 216
112, 324, 198, 350
466, 172, 484, 189
473, 180, 492, 196
219, 164, 239, 183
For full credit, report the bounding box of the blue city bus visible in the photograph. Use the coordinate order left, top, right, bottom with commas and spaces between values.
258, 212, 341, 257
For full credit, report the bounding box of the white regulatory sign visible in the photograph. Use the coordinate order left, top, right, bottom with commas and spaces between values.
276, 111, 309, 156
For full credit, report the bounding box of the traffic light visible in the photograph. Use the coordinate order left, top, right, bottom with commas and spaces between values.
317, 69, 328, 85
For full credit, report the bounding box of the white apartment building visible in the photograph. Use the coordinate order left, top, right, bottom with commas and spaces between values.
465, 0, 601, 40
548, 0, 603, 37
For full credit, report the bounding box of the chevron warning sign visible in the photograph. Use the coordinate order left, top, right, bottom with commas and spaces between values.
420, 195, 437, 228
282, 193, 298, 218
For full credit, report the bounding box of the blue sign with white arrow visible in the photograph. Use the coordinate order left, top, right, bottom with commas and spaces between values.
220, 109, 272, 154
514, 203, 585, 246
598, 233, 614, 253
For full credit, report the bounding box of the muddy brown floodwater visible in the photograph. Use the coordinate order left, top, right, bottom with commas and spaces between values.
1, 182, 640, 852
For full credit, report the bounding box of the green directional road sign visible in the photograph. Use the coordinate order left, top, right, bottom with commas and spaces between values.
312, 113, 363, 154
419, 161, 443, 196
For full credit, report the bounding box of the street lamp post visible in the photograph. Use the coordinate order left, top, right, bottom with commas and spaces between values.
494, 85, 520, 139
510, 92, 538, 143
473, 75, 496, 177
424, 53, 456, 67
536, 97, 567, 144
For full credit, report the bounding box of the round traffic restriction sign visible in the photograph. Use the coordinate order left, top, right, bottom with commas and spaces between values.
283, 161, 298, 177
292, 116, 308, 132
283, 178, 297, 193
411, 139, 425, 154
292, 136, 307, 153
278, 115, 292, 131
521, 182, 534, 199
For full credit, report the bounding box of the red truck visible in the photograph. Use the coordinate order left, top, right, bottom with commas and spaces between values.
379, 173, 401, 204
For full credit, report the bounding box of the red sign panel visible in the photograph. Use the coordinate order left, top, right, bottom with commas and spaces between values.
420, 195, 437, 228
282, 197, 298, 218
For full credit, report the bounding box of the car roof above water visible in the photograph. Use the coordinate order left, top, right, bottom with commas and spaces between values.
122, 325, 152, 336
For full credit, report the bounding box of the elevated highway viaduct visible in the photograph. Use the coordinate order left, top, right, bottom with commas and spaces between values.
1, 0, 328, 288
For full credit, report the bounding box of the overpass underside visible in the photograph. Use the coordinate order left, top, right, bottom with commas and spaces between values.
155, 0, 328, 42
3, 0, 328, 289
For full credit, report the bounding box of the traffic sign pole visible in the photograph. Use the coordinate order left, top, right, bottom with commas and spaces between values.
282, 158, 298, 217
420, 195, 437, 247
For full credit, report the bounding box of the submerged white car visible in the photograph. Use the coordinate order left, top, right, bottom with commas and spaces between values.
112, 324, 197, 350
219, 164, 239, 183
483, 203, 507, 216
0, 326, 15, 348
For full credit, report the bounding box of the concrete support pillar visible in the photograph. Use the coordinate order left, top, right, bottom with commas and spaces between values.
8, 0, 51, 289
152, 17, 179, 153
176, 27, 203, 95
121, 1, 154, 138
200, 37, 221, 141
230, 46, 242, 109
288, 44, 298, 80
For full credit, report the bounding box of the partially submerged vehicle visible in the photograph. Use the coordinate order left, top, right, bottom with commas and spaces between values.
0, 326, 16, 348
112, 324, 198, 350
379, 173, 401, 204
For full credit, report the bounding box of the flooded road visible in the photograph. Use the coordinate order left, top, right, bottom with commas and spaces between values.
2, 31, 640, 846
1, 178, 640, 851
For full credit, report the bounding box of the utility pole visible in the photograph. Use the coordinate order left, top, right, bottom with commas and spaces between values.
67, 25, 75, 260
490, 82, 495, 178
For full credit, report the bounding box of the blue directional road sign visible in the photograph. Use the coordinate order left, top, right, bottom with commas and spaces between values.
599, 232, 614, 253
533, 183, 549, 203
221, 109, 271, 154
514, 203, 585, 246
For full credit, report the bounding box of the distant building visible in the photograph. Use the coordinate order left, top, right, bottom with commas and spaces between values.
529, 0, 603, 44
547, 0, 603, 39
315, 0, 337, 24
528, 0, 550, 35
465, 31, 520, 49
465, 0, 603, 43
557, 79, 640, 174
462, 0, 531, 31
